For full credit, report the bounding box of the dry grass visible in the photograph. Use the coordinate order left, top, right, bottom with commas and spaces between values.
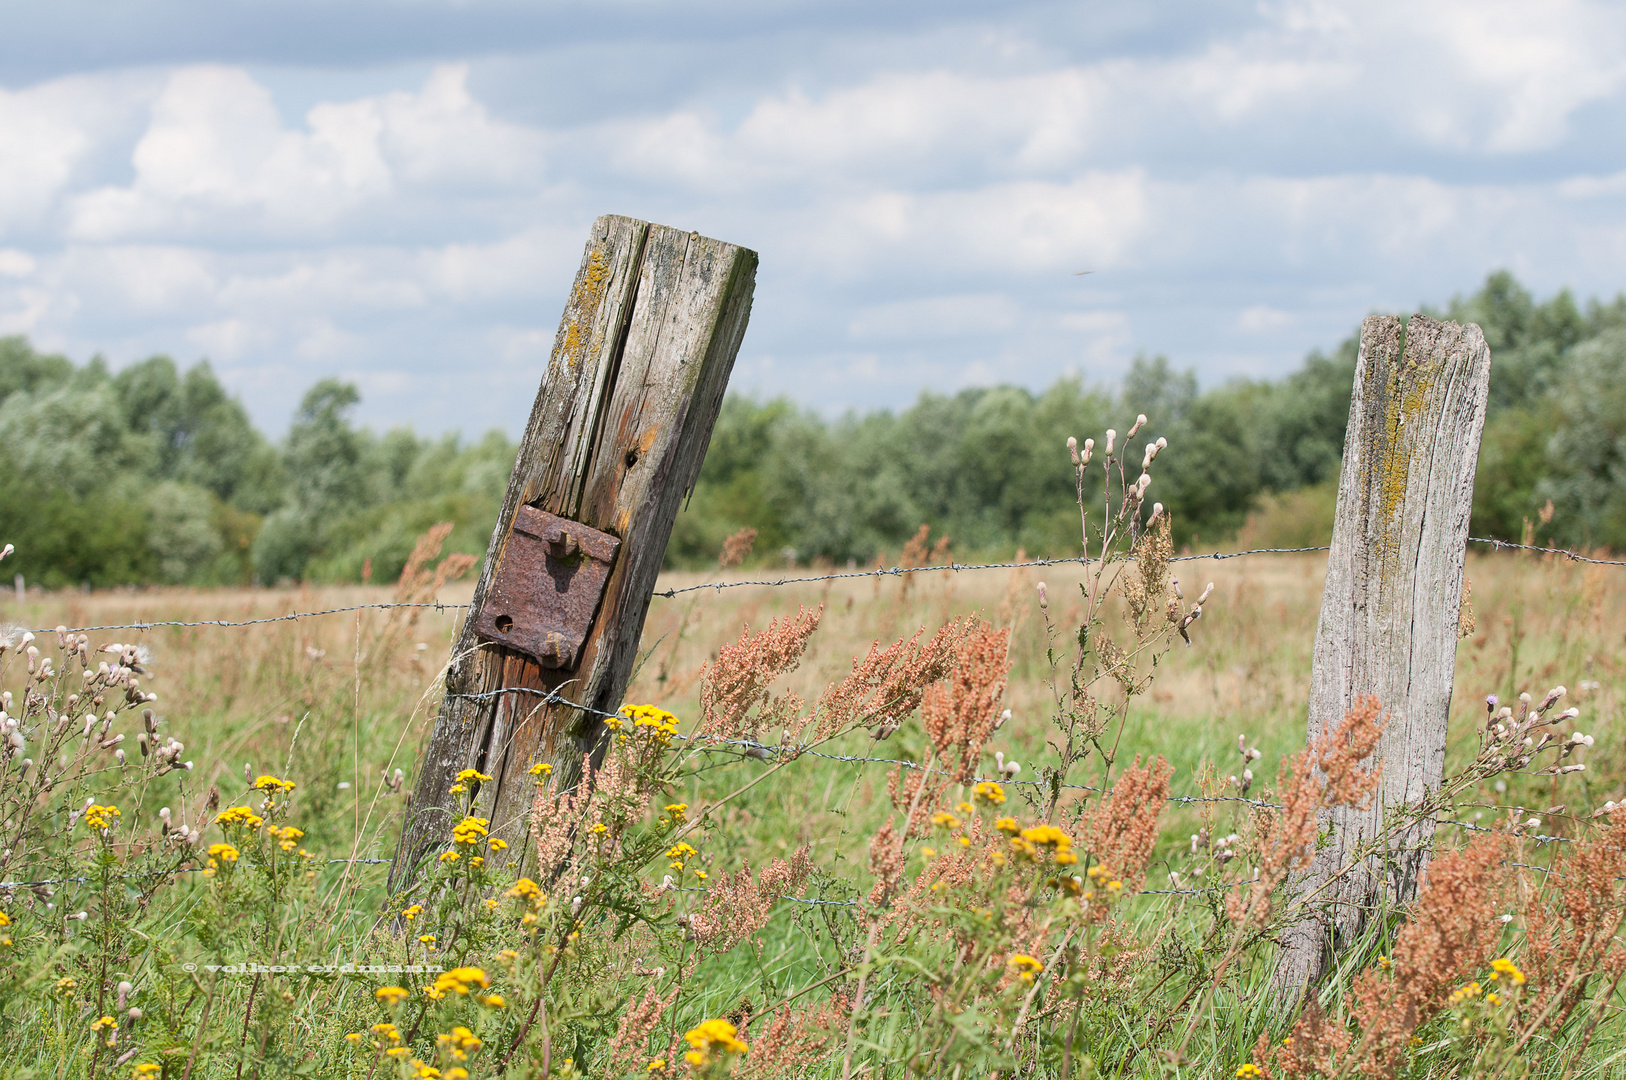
5, 546, 1618, 868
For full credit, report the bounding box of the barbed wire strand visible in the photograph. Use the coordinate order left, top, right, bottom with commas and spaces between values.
16, 536, 1626, 635
0, 857, 392, 891
22, 602, 467, 636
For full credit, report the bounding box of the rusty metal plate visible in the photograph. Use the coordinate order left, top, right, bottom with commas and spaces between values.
473, 505, 620, 669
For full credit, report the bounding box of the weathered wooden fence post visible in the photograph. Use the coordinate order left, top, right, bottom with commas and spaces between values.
1272, 314, 1491, 1002
390, 215, 757, 888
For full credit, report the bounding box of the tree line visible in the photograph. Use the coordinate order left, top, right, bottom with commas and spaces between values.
1, 271, 1622, 588
670, 272, 1626, 565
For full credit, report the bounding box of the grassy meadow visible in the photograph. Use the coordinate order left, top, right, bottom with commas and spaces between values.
2, 544, 1624, 1078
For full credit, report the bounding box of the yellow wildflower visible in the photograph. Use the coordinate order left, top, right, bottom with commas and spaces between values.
402, 904, 424, 921
207, 843, 240, 864
419, 934, 436, 948
683, 1018, 748, 1067
430, 968, 490, 996
252, 774, 296, 793
1019, 824, 1072, 851
215, 806, 264, 830
1448, 981, 1483, 1005
931, 811, 960, 829
455, 768, 492, 784
482, 993, 506, 1008
665, 803, 689, 822
1237, 1067, 1263, 1079
488, 838, 508, 852
973, 781, 1006, 805
267, 825, 304, 851
994, 817, 1020, 835
1008, 954, 1043, 982
83, 805, 120, 831
133, 1065, 162, 1078
439, 850, 460, 863
436, 1025, 483, 1061
1490, 957, 1526, 985
375, 986, 410, 1006
451, 816, 490, 845
528, 762, 552, 777
507, 878, 544, 903
371, 1022, 402, 1044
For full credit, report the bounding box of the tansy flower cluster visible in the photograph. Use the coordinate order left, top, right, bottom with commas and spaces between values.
1008, 954, 1043, 983
422, 966, 503, 1006
1448, 981, 1484, 1006
267, 825, 303, 852
667, 842, 698, 872
216, 806, 264, 830
449, 768, 491, 796
616, 703, 682, 745
252, 774, 296, 794
439, 815, 506, 868
205, 843, 239, 873
437, 1026, 482, 1061
973, 781, 1006, 805
1491, 957, 1526, 985
451, 816, 489, 844
83, 804, 120, 831
683, 1019, 748, 1068
346, 1021, 403, 1051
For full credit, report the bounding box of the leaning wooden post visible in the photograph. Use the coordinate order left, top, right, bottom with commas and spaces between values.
1272, 314, 1491, 1002
390, 215, 757, 888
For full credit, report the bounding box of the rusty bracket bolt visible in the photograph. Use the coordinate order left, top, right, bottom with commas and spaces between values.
548, 531, 581, 560
537, 632, 566, 663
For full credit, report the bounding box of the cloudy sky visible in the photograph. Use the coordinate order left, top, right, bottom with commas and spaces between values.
1, 0, 1623, 436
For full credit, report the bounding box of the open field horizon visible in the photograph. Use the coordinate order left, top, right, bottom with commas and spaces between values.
4, 546, 1618, 870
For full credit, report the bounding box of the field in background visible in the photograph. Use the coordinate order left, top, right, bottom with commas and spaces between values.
4, 547, 1620, 898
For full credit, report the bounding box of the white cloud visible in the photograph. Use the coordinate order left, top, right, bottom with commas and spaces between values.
849, 293, 1018, 340
66, 64, 543, 244
0, 250, 35, 277
0, 1, 1623, 433
1237, 306, 1293, 333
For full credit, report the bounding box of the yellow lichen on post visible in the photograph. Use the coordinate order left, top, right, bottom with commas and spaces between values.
1371, 321, 1440, 578
560, 247, 611, 371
